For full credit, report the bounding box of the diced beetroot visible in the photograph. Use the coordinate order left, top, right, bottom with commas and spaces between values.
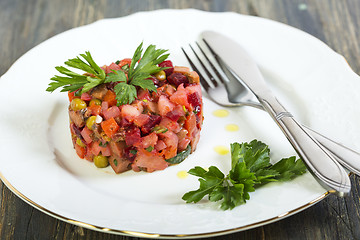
158, 95, 175, 116
166, 105, 185, 121
169, 84, 190, 110
167, 72, 189, 87
141, 114, 161, 134
119, 117, 132, 128
81, 92, 92, 101
103, 106, 121, 120
188, 92, 202, 114
123, 146, 137, 162
125, 126, 141, 146
140, 132, 158, 149
132, 149, 169, 173
159, 60, 174, 76
159, 117, 181, 133
148, 76, 159, 86
186, 84, 202, 98
121, 105, 141, 121
81, 127, 93, 144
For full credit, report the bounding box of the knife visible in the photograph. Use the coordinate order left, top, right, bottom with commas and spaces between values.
201, 30, 351, 196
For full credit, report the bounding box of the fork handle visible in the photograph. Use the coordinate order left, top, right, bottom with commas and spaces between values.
304, 127, 360, 176
260, 95, 351, 196
246, 101, 360, 177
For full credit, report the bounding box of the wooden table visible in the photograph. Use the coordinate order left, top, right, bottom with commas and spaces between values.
1, 1, 359, 239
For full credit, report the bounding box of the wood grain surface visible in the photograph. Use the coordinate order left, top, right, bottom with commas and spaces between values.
0, 0, 359, 239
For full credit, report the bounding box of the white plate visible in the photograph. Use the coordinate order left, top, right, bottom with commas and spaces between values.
1, 9, 360, 238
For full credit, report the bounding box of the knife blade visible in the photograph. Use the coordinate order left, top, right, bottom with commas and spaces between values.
201, 30, 351, 196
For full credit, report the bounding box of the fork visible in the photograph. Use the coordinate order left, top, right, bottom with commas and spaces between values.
181, 40, 360, 177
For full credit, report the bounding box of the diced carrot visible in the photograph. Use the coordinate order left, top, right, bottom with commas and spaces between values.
101, 117, 119, 138
68, 91, 79, 102
103, 90, 117, 106
88, 105, 101, 116
173, 66, 190, 75
118, 58, 132, 68
74, 144, 86, 159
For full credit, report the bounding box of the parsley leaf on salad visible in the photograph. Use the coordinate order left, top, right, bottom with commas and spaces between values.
182, 139, 307, 210
47, 42, 169, 105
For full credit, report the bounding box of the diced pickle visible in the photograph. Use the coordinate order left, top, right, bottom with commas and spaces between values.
166, 145, 191, 164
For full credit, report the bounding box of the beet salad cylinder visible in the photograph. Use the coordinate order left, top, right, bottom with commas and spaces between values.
47, 43, 203, 173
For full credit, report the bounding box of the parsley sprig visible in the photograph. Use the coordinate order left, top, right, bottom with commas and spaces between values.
47, 42, 169, 105
47, 51, 106, 93
182, 140, 307, 210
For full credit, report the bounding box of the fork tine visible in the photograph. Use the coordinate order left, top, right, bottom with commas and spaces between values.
188, 44, 222, 87
182, 44, 223, 89
196, 39, 230, 84
181, 46, 212, 90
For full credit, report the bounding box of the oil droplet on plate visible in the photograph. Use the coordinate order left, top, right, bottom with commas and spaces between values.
213, 109, 229, 117
225, 124, 239, 132
177, 170, 189, 179
214, 145, 229, 155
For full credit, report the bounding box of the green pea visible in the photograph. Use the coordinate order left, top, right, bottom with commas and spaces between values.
154, 70, 166, 81
89, 99, 101, 106
86, 116, 97, 129
70, 98, 87, 111
93, 154, 109, 168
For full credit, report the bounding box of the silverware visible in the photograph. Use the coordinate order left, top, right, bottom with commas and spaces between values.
182, 30, 352, 196
181, 38, 360, 179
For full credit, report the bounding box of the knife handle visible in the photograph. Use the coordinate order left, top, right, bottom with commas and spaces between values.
304, 127, 360, 176
260, 95, 351, 196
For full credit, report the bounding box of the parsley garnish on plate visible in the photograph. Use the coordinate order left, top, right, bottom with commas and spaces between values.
182, 140, 307, 210
46, 42, 169, 105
